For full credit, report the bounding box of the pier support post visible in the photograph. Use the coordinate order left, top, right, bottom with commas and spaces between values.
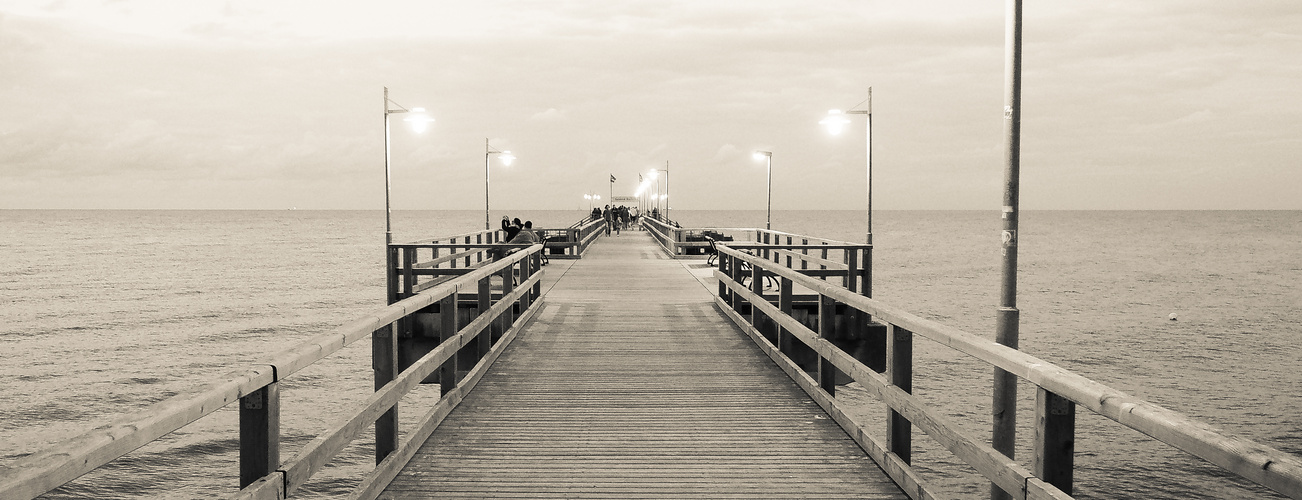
1035, 388, 1075, 495
440, 292, 459, 395
886, 326, 912, 464
478, 276, 492, 356
778, 276, 793, 356
817, 294, 837, 396
239, 383, 280, 488
372, 324, 399, 464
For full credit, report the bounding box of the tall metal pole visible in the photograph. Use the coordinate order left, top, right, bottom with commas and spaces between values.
765, 155, 772, 230
384, 87, 393, 246
865, 87, 873, 246
484, 138, 491, 230
991, 1, 1023, 499
664, 161, 670, 222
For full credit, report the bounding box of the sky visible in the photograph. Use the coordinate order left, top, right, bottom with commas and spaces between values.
1, 0, 1299, 211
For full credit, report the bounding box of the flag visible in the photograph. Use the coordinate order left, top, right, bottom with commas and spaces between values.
610, 174, 616, 183
638, 174, 643, 182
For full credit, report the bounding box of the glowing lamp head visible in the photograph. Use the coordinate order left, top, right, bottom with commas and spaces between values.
820, 109, 851, 135
403, 107, 435, 133
648, 170, 659, 180
753, 150, 772, 161
498, 151, 515, 166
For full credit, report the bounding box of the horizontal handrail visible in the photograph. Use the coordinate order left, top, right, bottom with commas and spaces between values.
277, 268, 543, 496
0, 246, 544, 500
715, 244, 1302, 499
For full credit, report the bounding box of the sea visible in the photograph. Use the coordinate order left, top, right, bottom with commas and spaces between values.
2, 209, 1299, 499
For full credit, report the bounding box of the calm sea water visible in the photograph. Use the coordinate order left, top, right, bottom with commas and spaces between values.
2, 209, 1299, 499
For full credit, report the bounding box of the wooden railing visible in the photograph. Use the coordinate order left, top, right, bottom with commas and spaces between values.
712, 241, 1302, 500
0, 243, 548, 500
388, 219, 605, 300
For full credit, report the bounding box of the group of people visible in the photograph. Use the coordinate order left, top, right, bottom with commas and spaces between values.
595, 205, 638, 235
491, 216, 541, 260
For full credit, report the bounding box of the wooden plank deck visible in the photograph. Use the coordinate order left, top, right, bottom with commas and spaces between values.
379, 231, 908, 499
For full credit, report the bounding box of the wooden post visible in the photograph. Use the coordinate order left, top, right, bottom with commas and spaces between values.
801, 238, 809, 271
386, 246, 399, 304
779, 276, 793, 356
1035, 388, 1075, 495
433, 239, 442, 270
465, 236, 472, 267
785, 236, 793, 268
730, 254, 745, 314
519, 255, 533, 311
498, 261, 514, 341
478, 276, 492, 355
817, 294, 836, 396
402, 247, 416, 300
887, 325, 913, 464
439, 292, 459, 395
239, 383, 279, 488
532, 251, 542, 298
372, 324, 398, 464
717, 253, 729, 302
750, 262, 768, 344
820, 244, 829, 280
476, 234, 484, 264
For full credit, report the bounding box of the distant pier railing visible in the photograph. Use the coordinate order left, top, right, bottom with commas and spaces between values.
712, 238, 1302, 500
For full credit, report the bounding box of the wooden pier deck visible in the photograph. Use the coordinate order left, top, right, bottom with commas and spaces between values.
379, 231, 909, 499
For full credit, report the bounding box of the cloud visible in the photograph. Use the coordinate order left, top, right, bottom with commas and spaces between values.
529, 108, 567, 122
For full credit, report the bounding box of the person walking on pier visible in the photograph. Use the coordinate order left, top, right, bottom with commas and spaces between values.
603, 205, 613, 236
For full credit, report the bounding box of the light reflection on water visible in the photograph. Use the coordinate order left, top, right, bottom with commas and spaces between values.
2, 209, 1299, 499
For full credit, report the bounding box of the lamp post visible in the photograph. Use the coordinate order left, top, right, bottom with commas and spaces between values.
821, 88, 872, 245
992, 2, 1024, 499
647, 163, 669, 221
484, 139, 516, 230
753, 151, 773, 230
383, 87, 434, 245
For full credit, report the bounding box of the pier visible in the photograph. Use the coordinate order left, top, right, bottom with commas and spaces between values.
380, 231, 905, 499
3, 216, 1301, 500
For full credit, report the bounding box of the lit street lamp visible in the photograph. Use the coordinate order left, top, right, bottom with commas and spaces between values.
484, 139, 516, 230
647, 163, 669, 221
820, 87, 872, 245
753, 151, 772, 230
383, 86, 434, 245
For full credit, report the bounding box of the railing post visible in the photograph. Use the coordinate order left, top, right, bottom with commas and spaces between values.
478, 276, 492, 355
497, 260, 514, 341
717, 253, 729, 302
887, 325, 913, 464
532, 250, 542, 298
817, 293, 836, 396
476, 234, 484, 263
239, 383, 279, 488
386, 245, 399, 304
440, 291, 459, 395
465, 236, 472, 267
730, 254, 745, 314
801, 238, 809, 271
820, 243, 829, 280
372, 323, 399, 464
402, 247, 416, 300
750, 261, 768, 343
785, 236, 793, 268
778, 276, 793, 356
519, 254, 533, 311
1035, 388, 1076, 495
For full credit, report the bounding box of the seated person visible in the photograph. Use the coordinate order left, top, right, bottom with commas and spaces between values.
502, 217, 523, 241
509, 221, 539, 244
